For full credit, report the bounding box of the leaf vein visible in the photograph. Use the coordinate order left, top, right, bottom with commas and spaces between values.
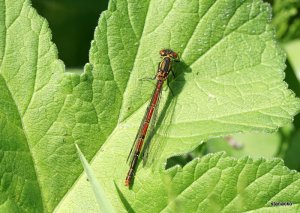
189, 6, 263, 68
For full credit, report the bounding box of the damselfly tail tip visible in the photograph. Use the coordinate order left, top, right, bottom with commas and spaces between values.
125, 178, 130, 187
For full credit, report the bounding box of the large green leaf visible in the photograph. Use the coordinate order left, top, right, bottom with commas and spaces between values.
0, 0, 300, 212
124, 152, 300, 213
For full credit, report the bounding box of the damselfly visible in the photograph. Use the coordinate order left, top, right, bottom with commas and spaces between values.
125, 49, 180, 186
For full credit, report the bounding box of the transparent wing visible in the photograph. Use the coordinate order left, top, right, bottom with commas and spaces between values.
126, 107, 148, 164
142, 87, 162, 166
126, 82, 159, 164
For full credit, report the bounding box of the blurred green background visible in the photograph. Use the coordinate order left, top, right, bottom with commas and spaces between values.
32, 0, 109, 68
31, 0, 300, 171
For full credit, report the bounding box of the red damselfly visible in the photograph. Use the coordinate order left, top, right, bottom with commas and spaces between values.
125, 49, 180, 186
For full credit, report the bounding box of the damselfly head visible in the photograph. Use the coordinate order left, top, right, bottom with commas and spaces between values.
159, 49, 179, 61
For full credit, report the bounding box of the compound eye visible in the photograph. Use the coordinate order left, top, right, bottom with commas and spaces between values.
172, 52, 178, 58
160, 50, 166, 56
